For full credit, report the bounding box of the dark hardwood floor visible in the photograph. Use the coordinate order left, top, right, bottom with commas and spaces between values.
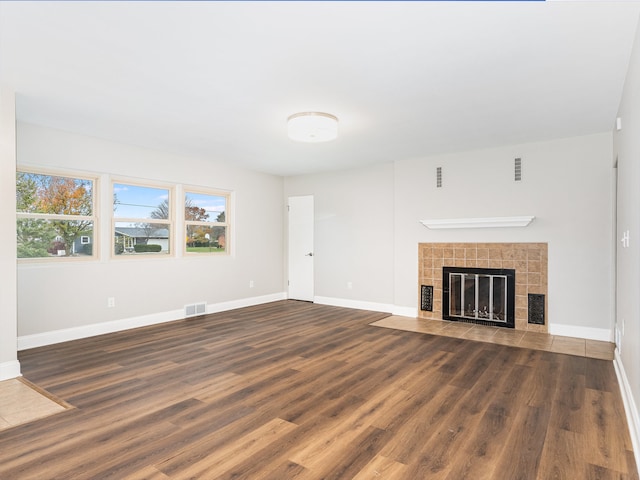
1, 300, 636, 479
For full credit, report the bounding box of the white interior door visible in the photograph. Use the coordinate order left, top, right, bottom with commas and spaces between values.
288, 195, 314, 302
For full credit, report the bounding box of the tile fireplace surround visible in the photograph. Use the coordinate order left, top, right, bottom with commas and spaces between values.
418, 242, 548, 333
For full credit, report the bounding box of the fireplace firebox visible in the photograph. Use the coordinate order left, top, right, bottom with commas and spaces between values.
442, 267, 515, 328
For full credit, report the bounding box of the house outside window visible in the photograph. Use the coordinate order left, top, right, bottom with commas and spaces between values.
16, 169, 97, 260
184, 190, 229, 254
113, 181, 173, 256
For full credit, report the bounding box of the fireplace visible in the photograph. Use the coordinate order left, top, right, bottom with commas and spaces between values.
442, 266, 515, 328
418, 242, 548, 333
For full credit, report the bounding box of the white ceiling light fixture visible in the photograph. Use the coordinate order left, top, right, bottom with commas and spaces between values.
287, 112, 338, 143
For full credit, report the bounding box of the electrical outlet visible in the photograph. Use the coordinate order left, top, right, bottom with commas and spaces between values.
347, 282, 353, 289
107, 297, 115, 308
249, 280, 254, 288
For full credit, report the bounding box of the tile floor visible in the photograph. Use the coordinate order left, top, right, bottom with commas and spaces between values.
0, 377, 69, 432
371, 315, 615, 360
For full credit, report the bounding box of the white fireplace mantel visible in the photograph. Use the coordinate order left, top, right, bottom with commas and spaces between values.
420, 216, 535, 229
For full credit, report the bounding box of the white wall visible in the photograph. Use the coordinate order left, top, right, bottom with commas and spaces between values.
17, 123, 285, 343
0, 86, 19, 379
286, 133, 615, 338
613, 15, 640, 458
284, 163, 396, 311
394, 133, 614, 338
12, 120, 621, 349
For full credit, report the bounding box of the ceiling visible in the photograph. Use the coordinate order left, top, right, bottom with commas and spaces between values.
1, 1, 639, 177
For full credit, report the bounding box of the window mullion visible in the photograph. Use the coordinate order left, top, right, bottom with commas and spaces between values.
17, 212, 94, 222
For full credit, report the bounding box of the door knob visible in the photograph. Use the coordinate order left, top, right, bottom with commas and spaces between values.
305, 252, 313, 256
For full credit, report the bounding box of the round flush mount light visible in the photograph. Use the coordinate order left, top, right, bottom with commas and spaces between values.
287, 112, 338, 142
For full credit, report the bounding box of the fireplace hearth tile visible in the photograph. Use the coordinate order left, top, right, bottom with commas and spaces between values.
585, 340, 615, 360
440, 322, 475, 336
370, 316, 448, 335
519, 332, 554, 350
412, 321, 449, 335
461, 326, 500, 342
492, 329, 526, 346
369, 316, 613, 360
549, 337, 586, 357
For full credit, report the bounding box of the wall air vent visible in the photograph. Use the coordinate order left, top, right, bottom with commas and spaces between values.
436, 167, 442, 188
528, 294, 545, 325
514, 158, 522, 181
421, 285, 433, 311
185, 302, 207, 318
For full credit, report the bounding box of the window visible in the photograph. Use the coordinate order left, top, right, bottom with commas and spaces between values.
16, 170, 96, 260
184, 190, 229, 254
113, 182, 172, 256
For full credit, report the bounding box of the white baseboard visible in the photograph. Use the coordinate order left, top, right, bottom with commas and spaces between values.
391, 306, 418, 318
207, 292, 286, 314
18, 292, 287, 351
0, 360, 21, 381
614, 348, 640, 477
314, 296, 395, 314
312, 297, 417, 318
18, 309, 185, 350
548, 323, 611, 342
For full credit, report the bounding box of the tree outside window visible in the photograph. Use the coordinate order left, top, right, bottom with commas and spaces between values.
16, 171, 95, 259
184, 191, 229, 254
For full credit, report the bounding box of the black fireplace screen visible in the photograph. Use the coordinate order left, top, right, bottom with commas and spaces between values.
442, 267, 515, 328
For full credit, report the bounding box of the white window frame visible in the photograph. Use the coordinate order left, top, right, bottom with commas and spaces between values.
183, 187, 231, 256
16, 166, 99, 263
111, 178, 174, 259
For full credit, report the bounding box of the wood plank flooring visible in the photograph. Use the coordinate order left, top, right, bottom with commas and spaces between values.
1, 300, 636, 479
